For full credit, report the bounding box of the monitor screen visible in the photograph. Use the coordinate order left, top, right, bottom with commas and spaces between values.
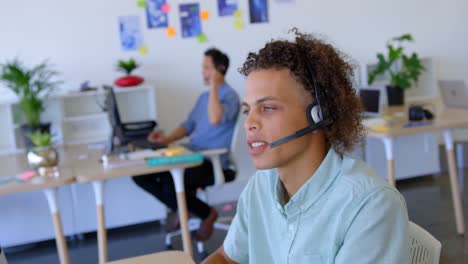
359, 89, 380, 114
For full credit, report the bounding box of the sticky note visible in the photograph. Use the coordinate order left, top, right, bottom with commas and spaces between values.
161, 3, 171, 13
164, 147, 186, 156
200, 10, 210, 21
234, 20, 245, 30
138, 45, 148, 55
197, 33, 208, 43
370, 125, 389, 132
137, 0, 146, 8
166, 27, 176, 37
19, 171, 36, 181
233, 10, 243, 19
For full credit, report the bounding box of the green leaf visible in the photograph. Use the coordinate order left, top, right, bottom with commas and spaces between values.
369, 33, 424, 90
117, 58, 139, 75
392, 34, 413, 42
368, 53, 390, 85
28, 131, 52, 147
0, 58, 60, 126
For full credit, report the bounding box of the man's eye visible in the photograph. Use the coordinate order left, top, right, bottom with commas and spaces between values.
263, 106, 276, 112
242, 109, 250, 114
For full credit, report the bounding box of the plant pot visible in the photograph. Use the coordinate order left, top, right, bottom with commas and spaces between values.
114, 75, 144, 87
386, 85, 405, 106
21, 123, 51, 149
27, 145, 59, 170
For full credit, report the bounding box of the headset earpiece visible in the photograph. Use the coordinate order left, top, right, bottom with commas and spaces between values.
307, 103, 322, 124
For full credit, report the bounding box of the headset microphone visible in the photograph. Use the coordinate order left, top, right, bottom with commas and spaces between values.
270, 123, 322, 148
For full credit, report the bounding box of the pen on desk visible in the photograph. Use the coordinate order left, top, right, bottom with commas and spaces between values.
403, 121, 433, 128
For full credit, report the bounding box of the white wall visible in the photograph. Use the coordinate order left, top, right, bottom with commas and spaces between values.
1, 0, 467, 131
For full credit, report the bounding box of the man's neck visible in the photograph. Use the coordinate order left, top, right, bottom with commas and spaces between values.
278, 134, 327, 202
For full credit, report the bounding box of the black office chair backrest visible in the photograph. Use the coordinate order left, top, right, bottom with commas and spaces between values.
104, 86, 121, 127
104, 85, 125, 140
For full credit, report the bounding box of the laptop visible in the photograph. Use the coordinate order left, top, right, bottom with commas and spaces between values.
439, 80, 468, 109
359, 87, 383, 117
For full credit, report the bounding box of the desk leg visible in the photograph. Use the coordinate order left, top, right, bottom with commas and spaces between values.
93, 181, 108, 264
443, 130, 465, 235
44, 189, 70, 264
170, 168, 193, 257
382, 138, 396, 187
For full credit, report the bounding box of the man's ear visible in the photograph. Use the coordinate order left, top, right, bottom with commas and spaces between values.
216, 65, 226, 74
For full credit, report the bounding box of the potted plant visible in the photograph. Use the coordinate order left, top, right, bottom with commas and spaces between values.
114, 58, 144, 87
0, 59, 61, 148
26, 131, 59, 173
368, 34, 425, 106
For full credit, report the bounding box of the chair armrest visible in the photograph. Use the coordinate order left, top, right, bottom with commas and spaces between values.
122, 120, 156, 131
199, 148, 228, 187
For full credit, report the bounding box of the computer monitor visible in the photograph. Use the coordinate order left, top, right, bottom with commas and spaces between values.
359, 87, 383, 117
103, 85, 160, 153
439, 80, 468, 109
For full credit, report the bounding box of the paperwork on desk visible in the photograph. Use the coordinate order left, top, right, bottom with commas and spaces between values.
104, 147, 197, 169
362, 116, 392, 132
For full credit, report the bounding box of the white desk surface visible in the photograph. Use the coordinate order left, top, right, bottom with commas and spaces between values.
366, 102, 468, 138
63, 144, 202, 183
0, 149, 74, 196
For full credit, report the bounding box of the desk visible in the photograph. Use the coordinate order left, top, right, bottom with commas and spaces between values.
69, 145, 202, 263
107, 250, 195, 264
366, 104, 467, 235
0, 151, 74, 264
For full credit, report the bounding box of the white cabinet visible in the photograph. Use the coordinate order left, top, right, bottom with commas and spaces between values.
0, 85, 157, 152
365, 134, 441, 180
0, 187, 76, 247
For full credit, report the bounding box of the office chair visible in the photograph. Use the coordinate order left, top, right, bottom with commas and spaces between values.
165, 114, 255, 258
409, 221, 442, 264
103, 85, 159, 153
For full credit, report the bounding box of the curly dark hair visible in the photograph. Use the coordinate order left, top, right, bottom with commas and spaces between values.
239, 29, 364, 155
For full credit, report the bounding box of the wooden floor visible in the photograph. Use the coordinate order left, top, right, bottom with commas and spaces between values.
3, 169, 468, 264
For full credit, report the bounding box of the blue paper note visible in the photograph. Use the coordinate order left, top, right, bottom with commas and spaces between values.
249, 0, 269, 23
179, 3, 202, 38
118, 15, 144, 51
146, 0, 168, 28
217, 0, 238, 17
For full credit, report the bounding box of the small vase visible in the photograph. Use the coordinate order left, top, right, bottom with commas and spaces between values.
27, 146, 59, 175
114, 76, 144, 87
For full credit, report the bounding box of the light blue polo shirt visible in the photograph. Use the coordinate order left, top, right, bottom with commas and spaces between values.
181, 83, 240, 169
224, 148, 410, 263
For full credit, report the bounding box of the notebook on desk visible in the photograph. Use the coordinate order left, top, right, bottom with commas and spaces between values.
124, 147, 203, 167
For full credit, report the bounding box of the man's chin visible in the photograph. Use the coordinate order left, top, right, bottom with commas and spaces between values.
253, 160, 275, 170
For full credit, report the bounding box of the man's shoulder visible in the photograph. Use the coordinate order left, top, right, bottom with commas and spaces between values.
242, 169, 277, 196
336, 156, 399, 200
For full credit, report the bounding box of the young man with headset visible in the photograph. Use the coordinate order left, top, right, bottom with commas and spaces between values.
132, 48, 240, 241
203, 30, 410, 263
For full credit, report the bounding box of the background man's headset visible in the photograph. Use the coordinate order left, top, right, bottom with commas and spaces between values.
270, 48, 331, 148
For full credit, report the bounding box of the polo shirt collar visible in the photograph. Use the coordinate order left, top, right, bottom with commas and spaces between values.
274, 148, 342, 215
